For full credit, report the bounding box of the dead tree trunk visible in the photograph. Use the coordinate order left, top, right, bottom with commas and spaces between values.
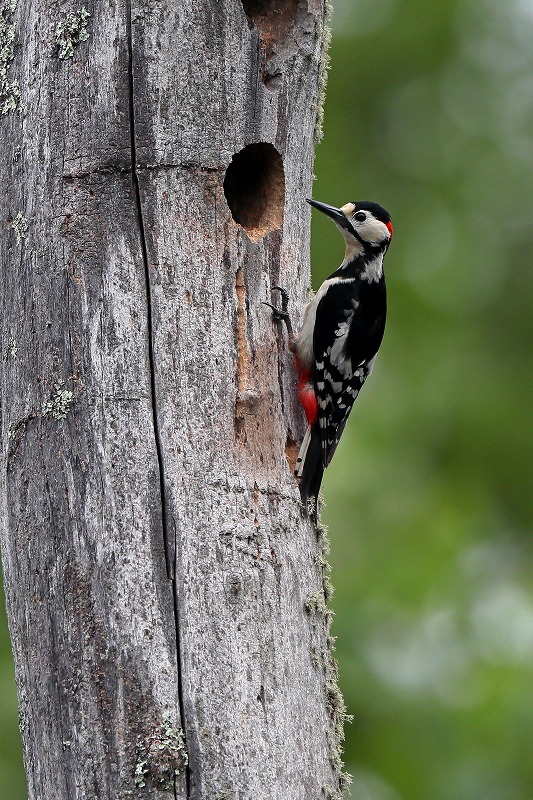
0, 1, 348, 798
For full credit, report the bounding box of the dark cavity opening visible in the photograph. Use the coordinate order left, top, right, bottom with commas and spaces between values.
223, 143, 285, 242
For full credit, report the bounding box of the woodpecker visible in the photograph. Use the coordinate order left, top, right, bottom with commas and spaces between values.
268, 198, 393, 514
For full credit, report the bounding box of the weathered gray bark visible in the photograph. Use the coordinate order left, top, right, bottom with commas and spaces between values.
0, 1, 347, 798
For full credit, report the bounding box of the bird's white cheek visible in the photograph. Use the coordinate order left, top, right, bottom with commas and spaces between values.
363, 220, 390, 244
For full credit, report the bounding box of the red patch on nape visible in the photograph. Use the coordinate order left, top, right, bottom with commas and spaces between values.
386, 221, 393, 237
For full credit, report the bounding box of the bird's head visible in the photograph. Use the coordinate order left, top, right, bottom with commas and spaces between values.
307, 198, 393, 257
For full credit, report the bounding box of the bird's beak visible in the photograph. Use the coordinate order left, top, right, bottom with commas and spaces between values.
306, 199, 351, 231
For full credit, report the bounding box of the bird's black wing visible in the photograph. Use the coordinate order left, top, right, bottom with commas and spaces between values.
313, 278, 386, 467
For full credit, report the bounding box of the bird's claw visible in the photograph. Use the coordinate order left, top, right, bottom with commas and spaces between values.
263, 285, 294, 342
271, 285, 290, 308
263, 286, 290, 321
262, 302, 290, 322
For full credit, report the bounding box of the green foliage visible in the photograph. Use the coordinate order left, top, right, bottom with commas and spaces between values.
313, 1, 533, 798
0, 580, 26, 798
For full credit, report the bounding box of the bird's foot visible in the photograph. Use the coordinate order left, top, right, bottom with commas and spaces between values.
263, 286, 290, 322
263, 286, 294, 343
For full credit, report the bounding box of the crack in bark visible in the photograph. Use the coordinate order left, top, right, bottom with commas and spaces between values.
125, 4, 190, 797
62, 161, 223, 181
62, 164, 132, 180
6, 410, 38, 465
150, 160, 223, 173
235, 267, 249, 391
234, 266, 251, 443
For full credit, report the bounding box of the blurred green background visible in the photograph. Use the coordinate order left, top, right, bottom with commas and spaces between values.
2, 0, 533, 797
315, 1, 533, 798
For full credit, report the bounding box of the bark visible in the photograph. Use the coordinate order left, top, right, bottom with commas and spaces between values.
0, 1, 347, 798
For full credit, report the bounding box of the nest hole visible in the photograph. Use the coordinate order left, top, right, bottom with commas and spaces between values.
223, 143, 285, 242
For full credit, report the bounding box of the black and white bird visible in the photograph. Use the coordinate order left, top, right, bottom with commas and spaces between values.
269, 198, 393, 514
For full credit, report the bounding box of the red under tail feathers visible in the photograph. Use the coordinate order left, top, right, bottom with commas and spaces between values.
293, 356, 318, 426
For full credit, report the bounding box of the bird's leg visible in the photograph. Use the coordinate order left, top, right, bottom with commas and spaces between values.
263, 286, 296, 352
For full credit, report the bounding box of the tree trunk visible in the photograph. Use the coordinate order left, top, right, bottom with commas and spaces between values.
0, 1, 347, 798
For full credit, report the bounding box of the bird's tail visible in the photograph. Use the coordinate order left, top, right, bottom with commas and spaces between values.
295, 425, 324, 518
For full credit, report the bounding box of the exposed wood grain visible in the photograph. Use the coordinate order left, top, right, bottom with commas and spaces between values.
0, 1, 346, 798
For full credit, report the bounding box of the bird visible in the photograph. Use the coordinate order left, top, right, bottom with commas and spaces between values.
267, 198, 393, 516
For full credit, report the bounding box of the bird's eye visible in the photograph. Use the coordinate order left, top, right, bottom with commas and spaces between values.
354, 211, 367, 222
